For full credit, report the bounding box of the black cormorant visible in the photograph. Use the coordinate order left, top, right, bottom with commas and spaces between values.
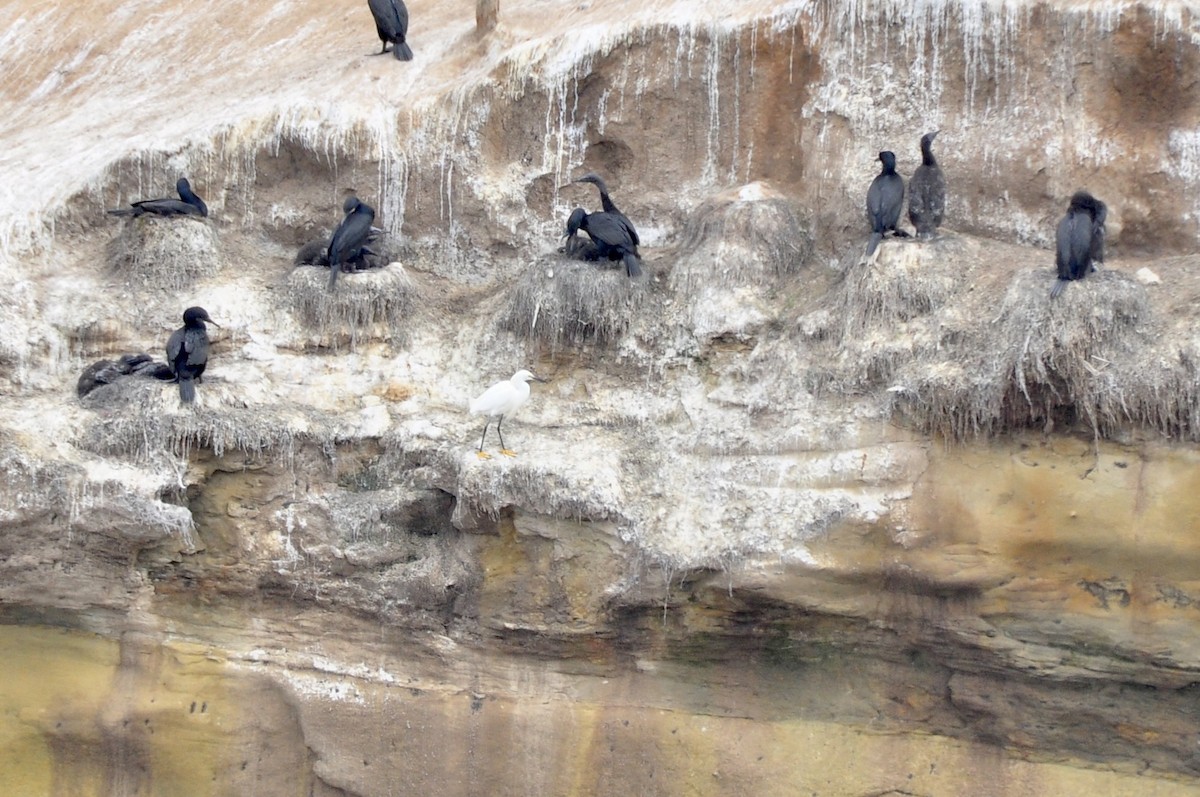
77, 353, 174, 398
368, 0, 413, 61
327, 197, 376, 290
573, 173, 640, 247
108, 178, 208, 218
166, 307, 219, 405
296, 238, 379, 271
1051, 191, 1107, 300
578, 210, 643, 278
907, 131, 945, 237
865, 151, 907, 257
561, 207, 601, 261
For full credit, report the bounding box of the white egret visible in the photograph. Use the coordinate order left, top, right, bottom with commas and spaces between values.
469, 369, 546, 458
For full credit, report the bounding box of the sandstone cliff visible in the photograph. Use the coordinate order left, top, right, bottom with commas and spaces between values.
2, 0, 1200, 795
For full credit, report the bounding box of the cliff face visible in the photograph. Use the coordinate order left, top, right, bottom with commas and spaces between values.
2, 0, 1200, 795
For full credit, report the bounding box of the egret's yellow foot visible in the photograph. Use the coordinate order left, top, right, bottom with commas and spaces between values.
476, 451, 492, 460
499, 449, 518, 457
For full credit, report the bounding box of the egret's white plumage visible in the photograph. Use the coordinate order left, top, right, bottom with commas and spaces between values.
469, 369, 544, 457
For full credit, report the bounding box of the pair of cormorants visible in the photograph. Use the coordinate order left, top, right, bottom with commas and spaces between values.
864, 131, 945, 255
561, 173, 644, 278
367, 0, 413, 61
108, 178, 208, 218
1051, 191, 1107, 299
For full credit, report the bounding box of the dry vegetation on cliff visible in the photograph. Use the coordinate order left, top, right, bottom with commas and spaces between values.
285, 263, 417, 349
500, 254, 650, 349
808, 235, 1199, 441
77, 377, 332, 463
106, 217, 222, 290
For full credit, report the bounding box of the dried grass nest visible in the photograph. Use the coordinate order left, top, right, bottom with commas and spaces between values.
500, 255, 647, 348
107, 215, 221, 290
286, 263, 416, 347
812, 236, 1198, 441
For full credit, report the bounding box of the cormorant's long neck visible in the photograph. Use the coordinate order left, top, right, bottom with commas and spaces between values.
599, 191, 617, 214
920, 143, 937, 167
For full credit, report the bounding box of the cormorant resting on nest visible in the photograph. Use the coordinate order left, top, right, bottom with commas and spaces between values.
108, 178, 208, 218
907, 132, 945, 238
1051, 191, 1107, 300
572, 173, 640, 248
327, 197, 376, 290
865, 151, 907, 256
561, 207, 601, 261
576, 209, 643, 278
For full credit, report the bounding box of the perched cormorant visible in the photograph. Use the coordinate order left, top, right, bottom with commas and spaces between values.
907, 131, 945, 237
1051, 191, 1107, 300
577, 210, 643, 278
469, 369, 546, 458
865, 151, 907, 257
573, 173, 640, 247
108, 178, 208, 218
166, 307, 219, 405
368, 0, 413, 61
326, 197, 377, 290
561, 207, 601, 261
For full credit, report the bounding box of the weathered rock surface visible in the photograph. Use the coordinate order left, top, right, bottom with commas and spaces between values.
1, 0, 1200, 795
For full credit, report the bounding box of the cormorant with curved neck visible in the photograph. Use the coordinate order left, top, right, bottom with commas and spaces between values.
572, 172, 640, 248
577, 209, 643, 278
368, 0, 413, 61
166, 307, 219, 405
907, 131, 945, 237
1051, 191, 1107, 299
327, 197, 376, 290
108, 178, 208, 218
865, 151, 907, 257
561, 207, 601, 261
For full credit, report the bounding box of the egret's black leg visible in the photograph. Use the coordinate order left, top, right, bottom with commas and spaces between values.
496, 416, 507, 451
478, 421, 490, 452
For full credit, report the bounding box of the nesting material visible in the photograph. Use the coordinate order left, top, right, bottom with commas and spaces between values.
836, 236, 961, 340
501, 255, 645, 347
286, 263, 415, 348
670, 183, 813, 341
107, 215, 221, 290
821, 234, 1199, 440
78, 377, 324, 463
672, 183, 813, 288
892, 268, 1177, 440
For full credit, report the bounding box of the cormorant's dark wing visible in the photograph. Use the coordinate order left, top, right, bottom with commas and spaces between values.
132, 198, 205, 217
866, 175, 889, 233
1056, 212, 1091, 281
615, 212, 640, 248
166, 328, 186, 376
328, 210, 374, 267
184, 331, 210, 368
879, 174, 905, 230
583, 212, 634, 250
368, 0, 407, 38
